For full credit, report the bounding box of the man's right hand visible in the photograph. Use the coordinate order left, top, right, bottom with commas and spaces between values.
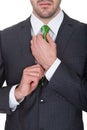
15, 64, 44, 101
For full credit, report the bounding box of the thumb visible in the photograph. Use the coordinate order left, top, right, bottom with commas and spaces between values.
46, 33, 54, 45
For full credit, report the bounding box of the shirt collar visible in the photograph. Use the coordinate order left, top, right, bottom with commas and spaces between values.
48, 10, 64, 36
30, 14, 44, 35
30, 10, 64, 36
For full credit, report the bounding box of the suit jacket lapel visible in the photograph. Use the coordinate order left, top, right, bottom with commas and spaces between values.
19, 17, 35, 66
19, 13, 75, 66
55, 12, 74, 60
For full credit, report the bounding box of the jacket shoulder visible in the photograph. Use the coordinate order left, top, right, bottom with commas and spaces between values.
1, 17, 30, 35
63, 12, 87, 28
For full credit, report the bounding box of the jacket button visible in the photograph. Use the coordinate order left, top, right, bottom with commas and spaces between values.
40, 99, 44, 103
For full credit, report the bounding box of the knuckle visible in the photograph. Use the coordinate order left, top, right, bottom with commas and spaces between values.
37, 73, 40, 78
23, 67, 29, 74
23, 68, 27, 73
38, 67, 41, 72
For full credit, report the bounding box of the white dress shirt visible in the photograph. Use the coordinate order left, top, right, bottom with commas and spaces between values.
9, 10, 64, 110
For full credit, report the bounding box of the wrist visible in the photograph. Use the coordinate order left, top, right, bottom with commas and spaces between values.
45, 57, 57, 71
15, 86, 25, 102
45, 58, 61, 81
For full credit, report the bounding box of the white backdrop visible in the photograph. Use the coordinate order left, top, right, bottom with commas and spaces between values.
0, 0, 87, 130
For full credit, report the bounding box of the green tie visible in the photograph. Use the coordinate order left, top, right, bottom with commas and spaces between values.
40, 25, 50, 87
41, 25, 50, 40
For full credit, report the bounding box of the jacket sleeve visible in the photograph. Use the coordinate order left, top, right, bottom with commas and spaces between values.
0, 32, 11, 114
47, 25, 87, 112
47, 61, 87, 112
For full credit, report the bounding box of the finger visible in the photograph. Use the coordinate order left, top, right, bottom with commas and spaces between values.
27, 66, 44, 79
37, 34, 43, 39
25, 64, 42, 70
27, 72, 39, 77
29, 75, 40, 87
46, 33, 54, 45
26, 68, 44, 78
31, 35, 37, 48
23, 65, 44, 76
31, 40, 33, 47
24, 69, 40, 76
30, 80, 38, 89
33, 35, 37, 46
37, 34, 47, 44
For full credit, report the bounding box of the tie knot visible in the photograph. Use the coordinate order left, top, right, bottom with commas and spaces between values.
41, 25, 50, 40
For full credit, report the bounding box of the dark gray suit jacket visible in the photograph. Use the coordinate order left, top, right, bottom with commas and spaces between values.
0, 12, 87, 130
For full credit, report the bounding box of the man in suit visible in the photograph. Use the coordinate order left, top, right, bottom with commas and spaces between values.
0, 0, 87, 130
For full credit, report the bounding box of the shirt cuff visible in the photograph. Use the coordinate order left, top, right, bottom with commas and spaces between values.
45, 58, 61, 81
9, 85, 24, 111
